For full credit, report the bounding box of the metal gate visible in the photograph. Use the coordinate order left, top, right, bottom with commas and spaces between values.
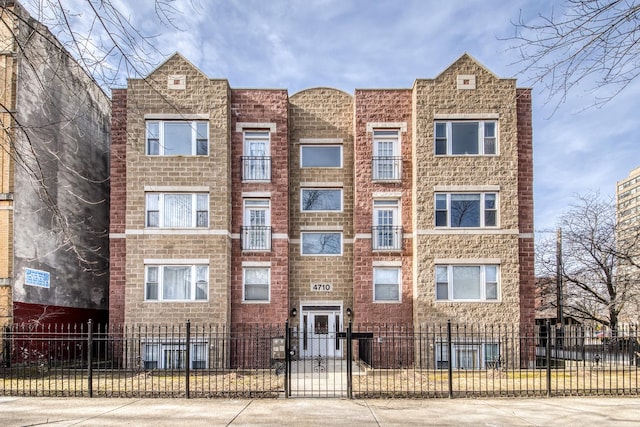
285, 321, 354, 397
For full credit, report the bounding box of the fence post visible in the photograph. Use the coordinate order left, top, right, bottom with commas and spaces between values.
284, 320, 289, 399
347, 319, 353, 399
87, 319, 93, 398
447, 320, 453, 399
546, 320, 551, 397
185, 320, 191, 399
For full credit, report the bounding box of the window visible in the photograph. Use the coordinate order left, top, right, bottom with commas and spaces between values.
301, 232, 342, 255
146, 121, 208, 156
435, 343, 500, 369
300, 145, 342, 168
243, 267, 270, 302
435, 265, 499, 301
242, 131, 271, 180
373, 130, 401, 180
143, 342, 208, 370
435, 193, 497, 228
435, 121, 497, 155
145, 265, 208, 301
301, 189, 342, 211
372, 199, 402, 250
374, 267, 400, 302
146, 193, 209, 228
242, 199, 271, 251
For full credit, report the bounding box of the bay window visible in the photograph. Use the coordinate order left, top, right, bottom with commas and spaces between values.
435, 121, 497, 155
145, 264, 208, 301
435, 265, 499, 301
146, 121, 208, 156
435, 193, 497, 228
146, 193, 208, 228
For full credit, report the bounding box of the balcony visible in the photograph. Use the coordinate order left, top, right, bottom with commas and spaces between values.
242, 156, 271, 181
241, 226, 272, 251
371, 226, 403, 251
372, 156, 402, 181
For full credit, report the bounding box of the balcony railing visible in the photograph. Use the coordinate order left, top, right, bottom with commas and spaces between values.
371, 226, 403, 251
242, 156, 271, 181
241, 226, 272, 251
372, 156, 402, 181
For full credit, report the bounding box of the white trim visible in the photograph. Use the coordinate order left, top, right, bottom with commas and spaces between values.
145, 186, 209, 192
110, 233, 126, 239
434, 258, 501, 264
144, 258, 209, 264
433, 113, 499, 120
372, 191, 402, 198
355, 233, 372, 239
418, 229, 518, 235
300, 182, 343, 188
236, 122, 276, 133
144, 113, 209, 120
373, 260, 402, 267
434, 185, 500, 192
126, 229, 230, 236
242, 191, 271, 198
344, 238, 354, 244
366, 122, 407, 132
299, 138, 343, 144
519, 233, 534, 239
242, 261, 271, 267
300, 225, 344, 231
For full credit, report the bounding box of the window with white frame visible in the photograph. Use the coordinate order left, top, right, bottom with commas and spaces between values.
301, 188, 342, 211
142, 342, 208, 370
145, 265, 208, 301
242, 199, 271, 251
301, 232, 342, 255
242, 130, 271, 180
146, 121, 208, 156
146, 193, 209, 228
435, 265, 499, 301
373, 267, 401, 302
435, 342, 500, 369
435, 193, 497, 228
300, 145, 342, 168
435, 121, 497, 155
372, 199, 402, 250
373, 130, 401, 180
243, 267, 270, 302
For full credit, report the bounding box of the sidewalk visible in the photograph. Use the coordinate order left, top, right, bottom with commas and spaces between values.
1, 395, 639, 426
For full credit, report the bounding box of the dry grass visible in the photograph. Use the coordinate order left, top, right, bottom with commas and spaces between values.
353, 366, 640, 397
0, 369, 284, 397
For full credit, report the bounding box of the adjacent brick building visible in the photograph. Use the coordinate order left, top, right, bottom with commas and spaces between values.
0, 1, 110, 328
110, 53, 535, 369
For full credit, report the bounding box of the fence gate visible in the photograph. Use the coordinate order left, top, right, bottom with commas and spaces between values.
285, 317, 354, 397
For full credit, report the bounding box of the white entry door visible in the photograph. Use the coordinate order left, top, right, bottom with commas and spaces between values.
300, 306, 343, 359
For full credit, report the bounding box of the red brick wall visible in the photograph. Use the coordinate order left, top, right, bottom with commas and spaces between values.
108, 89, 127, 327
516, 88, 535, 331
353, 90, 413, 325
230, 89, 289, 326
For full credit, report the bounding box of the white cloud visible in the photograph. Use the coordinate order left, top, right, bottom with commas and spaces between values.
21, 0, 639, 237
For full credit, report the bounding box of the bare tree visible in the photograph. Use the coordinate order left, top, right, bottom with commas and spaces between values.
536, 192, 640, 332
511, 0, 640, 108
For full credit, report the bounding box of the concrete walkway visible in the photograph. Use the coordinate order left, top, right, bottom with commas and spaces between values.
1, 396, 639, 426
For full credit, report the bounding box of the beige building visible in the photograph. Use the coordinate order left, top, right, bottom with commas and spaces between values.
616, 166, 640, 323
110, 53, 535, 369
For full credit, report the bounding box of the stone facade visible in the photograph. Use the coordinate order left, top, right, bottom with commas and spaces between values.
110, 53, 534, 349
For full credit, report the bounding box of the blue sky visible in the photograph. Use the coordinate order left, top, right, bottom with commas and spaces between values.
26, 0, 640, 232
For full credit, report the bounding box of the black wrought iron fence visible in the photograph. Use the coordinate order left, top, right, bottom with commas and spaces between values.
1, 320, 638, 398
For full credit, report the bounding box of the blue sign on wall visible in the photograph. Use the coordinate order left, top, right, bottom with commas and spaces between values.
25, 268, 50, 288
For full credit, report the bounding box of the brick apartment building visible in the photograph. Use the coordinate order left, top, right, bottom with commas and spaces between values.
0, 1, 110, 328
109, 53, 534, 369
